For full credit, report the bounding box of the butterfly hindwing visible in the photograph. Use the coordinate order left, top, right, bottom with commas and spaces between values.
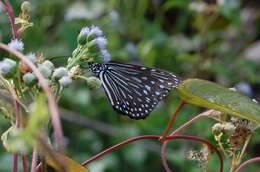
98, 61, 181, 119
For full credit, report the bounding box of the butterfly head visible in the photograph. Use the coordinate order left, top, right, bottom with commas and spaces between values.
88, 62, 107, 76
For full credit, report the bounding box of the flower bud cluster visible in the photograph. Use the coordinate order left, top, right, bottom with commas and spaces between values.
53, 67, 72, 87
77, 25, 111, 63
2, 39, 74, 88
212, 122, 236, 136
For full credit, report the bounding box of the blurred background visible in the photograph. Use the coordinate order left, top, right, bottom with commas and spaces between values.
1, 0, 260, 171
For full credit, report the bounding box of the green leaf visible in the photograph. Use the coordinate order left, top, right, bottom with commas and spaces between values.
177, 79, 260, 124
26, 94, 49, 134
0, 95, 50, 153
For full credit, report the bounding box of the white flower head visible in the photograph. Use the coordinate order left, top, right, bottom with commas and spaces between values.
3, 58, 16, 67
101, 49, 111, 62
26, 52, 37, 64
8, 39, 24, 52
80, 27, 90, 36
95, 37, 107, 50
0, 58, 16, 76
89, 25, 103, 37
59, 76, 72, 87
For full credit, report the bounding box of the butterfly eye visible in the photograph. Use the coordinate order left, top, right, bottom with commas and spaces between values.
89, 61, 182, 119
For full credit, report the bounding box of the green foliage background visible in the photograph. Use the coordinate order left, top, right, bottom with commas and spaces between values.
1, 0, 260, 171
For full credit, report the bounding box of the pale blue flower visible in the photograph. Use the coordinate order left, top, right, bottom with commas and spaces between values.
89, 25, 103, 37
7, 39, 24, 52
95, 37, 107, 50
0, 58, 17, 76
80, 27, 90, 36
26, 53, 37, 64
101, 50, 111, 62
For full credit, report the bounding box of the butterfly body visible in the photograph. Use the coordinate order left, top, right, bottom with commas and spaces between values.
89, 61, 181, 119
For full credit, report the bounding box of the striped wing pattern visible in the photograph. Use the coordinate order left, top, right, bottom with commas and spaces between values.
97, 61, 182, 119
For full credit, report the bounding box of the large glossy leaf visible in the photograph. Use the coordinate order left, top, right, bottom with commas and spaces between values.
46, 152, 90, 172
177, 79, 260, 124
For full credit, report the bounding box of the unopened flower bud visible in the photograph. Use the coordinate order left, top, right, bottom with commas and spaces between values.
42, 60, 54, 71
0, 58, 17, 78
21, 1, 31, 12
59, 76, 72, 87
52, 67, 68, 80
77, 27, 90, 45
23, 72, 37, 86
77, 34, 87, 45
212, 123, 223, 136
87, 76, 101, 90
38, 64, 52, 79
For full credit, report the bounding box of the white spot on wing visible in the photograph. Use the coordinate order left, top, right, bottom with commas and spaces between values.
145, 85, 151, 91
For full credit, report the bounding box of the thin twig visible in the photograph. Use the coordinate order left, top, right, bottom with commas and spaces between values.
30, 148, 38, 172
237, 134, 252, 164
12, 92, 20, 172
4, 0, 19, 38
234, 157, 260, 172
12, 153, 18, 172
81, 134, 223, 172
22, 153, 28, 172
161, 110, 215, 172
160, 101, 186, 141
0, 43, 65, 152
4, 1, 22, 170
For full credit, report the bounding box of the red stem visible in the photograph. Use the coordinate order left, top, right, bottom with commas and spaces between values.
30, 148, 38, 172
161, 110, 214, 172
0, 43, 65, 152
4, 0, 19, 39
81, 134, 223, 172
35, 163, 42, 172
160, 101, 186, 141
12, 153, 18, 172
22, 153, 28, 172
12, 95, 20, 172
82, 135, 158, 166
234, 157, 260, 172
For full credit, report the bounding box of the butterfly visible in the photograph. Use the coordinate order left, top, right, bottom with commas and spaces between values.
88, 61, 182, 119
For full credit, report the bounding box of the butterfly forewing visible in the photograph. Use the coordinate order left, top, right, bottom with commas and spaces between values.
98, 61, 182, 119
